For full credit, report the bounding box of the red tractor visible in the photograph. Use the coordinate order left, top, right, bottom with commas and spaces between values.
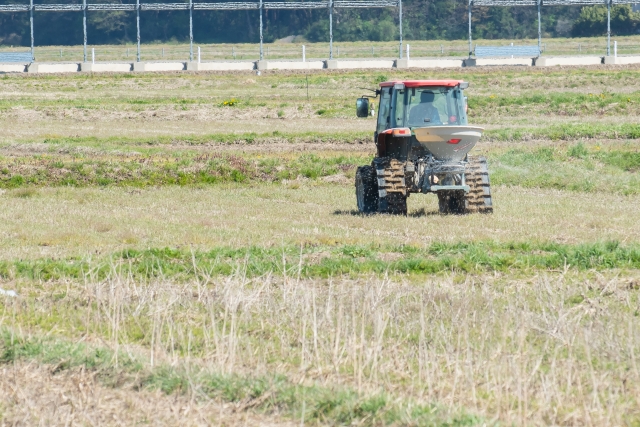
355, 80, 493, 215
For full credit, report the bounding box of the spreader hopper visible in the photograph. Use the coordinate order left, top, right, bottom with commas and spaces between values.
413, 126, 484, 162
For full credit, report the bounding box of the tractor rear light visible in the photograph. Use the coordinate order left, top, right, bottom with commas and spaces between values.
447, 138, 462, 144
392, 128, 412, 137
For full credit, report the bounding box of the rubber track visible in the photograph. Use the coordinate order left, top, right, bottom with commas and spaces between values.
465, 156, 493, 214
375, 158, 406, 196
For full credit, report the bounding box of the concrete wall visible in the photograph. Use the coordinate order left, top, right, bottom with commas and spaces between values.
11, 56, 640, 74
464, 57, 533, 67
476, 57, 533, 66
256, 60, 324, 70
535, 56, 602, 66
27, 62, 80, 73
133, 62, 186, 72
604, 55, 640, 65
397, 58, 464, 68
412, 59, 465, 68
81, 62, 132, 72
0, 63, 28, 73
192, 61, 256, 71
326, 59, 395, 69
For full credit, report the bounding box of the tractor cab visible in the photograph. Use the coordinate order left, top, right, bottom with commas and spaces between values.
357, 80, 481, 163
375, 80, 469, 129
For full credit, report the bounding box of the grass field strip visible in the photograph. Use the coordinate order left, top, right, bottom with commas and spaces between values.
1, 241, 640, 281
1, 141, 638, 196
2, 271, 640, 425
1, 66, 639, 425
6, 35, 640, 62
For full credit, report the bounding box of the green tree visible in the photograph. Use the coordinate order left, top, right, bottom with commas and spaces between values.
572, 5, 640, 37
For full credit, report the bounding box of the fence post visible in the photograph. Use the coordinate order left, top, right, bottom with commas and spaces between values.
614, 40, 617, 57
606, 0, 611, 56
537, 0, 541, 54
259, 0, 264, 60
329, 0, 333, 59
406, 44, 410, 60
189, 0, 193, 62
30, 0, 34, 61
302, 45, 305, 62
198, 46, 201, 63
398, 0, 403, 59
136, 0, 141, 62
83, 0, 87, 63
468, 0, 472, 57
92, 48, 95, 64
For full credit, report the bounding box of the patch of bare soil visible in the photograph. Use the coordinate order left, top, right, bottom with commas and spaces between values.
0, 362, 297, 427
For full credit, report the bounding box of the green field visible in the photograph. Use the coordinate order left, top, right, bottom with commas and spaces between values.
1, 64, 639, 426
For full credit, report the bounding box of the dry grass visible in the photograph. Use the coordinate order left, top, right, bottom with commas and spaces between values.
2, 271, 640, 425
1, 65, 639, 425
0, 184, 639, 260
0, 363, 297, 426
0, 65, 638, 143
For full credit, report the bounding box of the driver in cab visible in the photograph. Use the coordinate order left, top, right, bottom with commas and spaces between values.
408, 91, 441, 126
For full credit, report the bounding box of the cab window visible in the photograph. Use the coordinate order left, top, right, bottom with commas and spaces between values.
376, 87, 391, 134
392, 87, 406, 128
405, 87, 463, 128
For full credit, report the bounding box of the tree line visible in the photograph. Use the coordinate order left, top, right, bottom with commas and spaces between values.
0, 0, 637, 46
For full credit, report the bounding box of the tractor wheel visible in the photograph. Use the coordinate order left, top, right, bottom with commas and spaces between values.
438, 190, 466, 215
378, 192, 407, 215
355, 166, 378, 213
374, 158, 407, 215
465, 156, 493, 214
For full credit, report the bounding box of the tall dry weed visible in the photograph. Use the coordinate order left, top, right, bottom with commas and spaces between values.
3, 268, 639, 425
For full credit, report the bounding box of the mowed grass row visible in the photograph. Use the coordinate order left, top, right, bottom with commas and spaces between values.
0, 90, 637, 119
6, 122, 640, 148
2, 240, 639, 282
0, 69, 638, 120
1, 141, 639, 194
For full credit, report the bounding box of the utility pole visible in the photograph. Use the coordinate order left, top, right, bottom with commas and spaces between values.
83, 0, 87, 62
537, 0, 542, 54
30, 0, 34, 60
468, 0, 472, 57
398, 0, 403, 59
329, 0, 333, 59
136, 0, 141, 62
606, 0, 611, 56
189, 0, 194, 61
259, 0, 264, 60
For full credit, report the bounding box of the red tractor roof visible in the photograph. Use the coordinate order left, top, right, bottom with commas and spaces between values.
379, 80, 464, 88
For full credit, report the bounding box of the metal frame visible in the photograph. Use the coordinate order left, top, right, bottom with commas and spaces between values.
5, 0, 402, 62
2, 0, 631, 62
469, 0, 628, 57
